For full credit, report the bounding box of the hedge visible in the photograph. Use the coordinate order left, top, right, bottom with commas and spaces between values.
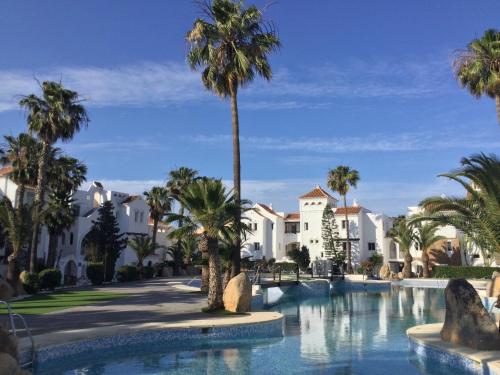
433, 266, 500, 279
116, 265, 139, 282
21, 272, 40, 294
87, 262, 105, 285
143, 266, 154, 279
39, 268, 62, 290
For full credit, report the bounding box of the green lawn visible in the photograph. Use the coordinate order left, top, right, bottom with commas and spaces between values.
0, 290, 127, 315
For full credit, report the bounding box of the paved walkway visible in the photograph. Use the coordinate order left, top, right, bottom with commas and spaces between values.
15, 278, 209, 337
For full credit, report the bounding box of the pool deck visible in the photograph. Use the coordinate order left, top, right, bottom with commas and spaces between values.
407, 323, 500, 374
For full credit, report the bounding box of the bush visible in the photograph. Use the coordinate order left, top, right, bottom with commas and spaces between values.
433, 266, 500, 279
39, 268, 62, 290
153, 263, 164, 277
116, 265, 139, 282
143, 266, 154, 279
86, 262, 105, 285
21, 272, 40, 294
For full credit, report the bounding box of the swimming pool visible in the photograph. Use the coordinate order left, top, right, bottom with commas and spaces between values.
34, 286, 472, 375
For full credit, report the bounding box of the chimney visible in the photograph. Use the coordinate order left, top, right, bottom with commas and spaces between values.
269, 203, 273, 210
352, 199, 359, 207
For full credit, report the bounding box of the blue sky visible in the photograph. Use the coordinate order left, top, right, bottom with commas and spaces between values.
0, 0, 499, 215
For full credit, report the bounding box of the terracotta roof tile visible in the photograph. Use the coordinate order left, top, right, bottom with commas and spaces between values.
0, 166, 13, 177
299, 185, 335, 199
122, 195, 140, 205
335, 206, 362, 215
257, 203, 283, 218
285, 212, 300, 221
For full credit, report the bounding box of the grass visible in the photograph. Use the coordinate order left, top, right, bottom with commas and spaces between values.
0, 290, 127, 315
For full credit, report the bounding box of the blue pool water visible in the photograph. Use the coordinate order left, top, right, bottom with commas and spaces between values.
36, 287, 471, 375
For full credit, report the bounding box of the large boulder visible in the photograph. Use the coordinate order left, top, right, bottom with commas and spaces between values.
441, 278, 500, 350
223, 272, 252, 313
379, 264, 391, 280
0, 280, 14, 301
487, 272, 500, 298
0, 353, 31, 375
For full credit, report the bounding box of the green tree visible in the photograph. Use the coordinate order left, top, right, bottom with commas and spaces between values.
327, 166, 360, 273
411, 221, 445, 278
289, 245, 311, 272
0, 197, 32, 294
167, 167, 199, 274
84, 201, 127, 282
20, 81, 89, 272
453, 29, 500, 127
419, 153, 500, 258
321, 203, 343, 264
387, 217, 415, 278
187, 0, 280, 277
144, 186, 173, 245
128, 235, 161, 277
168, 178, 249, 311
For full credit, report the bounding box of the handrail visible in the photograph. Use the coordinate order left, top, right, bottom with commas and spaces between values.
0, 300, 16, 335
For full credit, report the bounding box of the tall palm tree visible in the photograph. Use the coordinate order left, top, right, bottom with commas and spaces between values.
187, 0, 280, 277
387, 217, 415, 279
453, 29, 500, 127
20, 81, 89, 272
419, 153, 500, 258
167, 167, 198, 273
412, 221, 445, 278
169, 178, 249, 311
128, 235, 161, 277
144, 186, 173, 245
327, 166, 360, 273
0, 197, 32, 294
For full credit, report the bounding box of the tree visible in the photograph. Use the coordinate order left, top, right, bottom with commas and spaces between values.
289, 245, 311, 272
84, 201, 127, 281
0, 197, 32, 294
167, 167, 199, 274
187, 0, 280, 278
168, 178, 249, 311
321, 204, 343, 264
327, 166, 360, 273
20, 81, 89, 272
412, 221, 445, 278
418, 153, 500, 258
144, 186, 173, 245
387, 217, 415, 278
453, 29, 500, 127
128, 235, 161, 277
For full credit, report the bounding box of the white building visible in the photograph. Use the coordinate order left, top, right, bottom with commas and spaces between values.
243, 185, 394, 270
0, 166, 168, 282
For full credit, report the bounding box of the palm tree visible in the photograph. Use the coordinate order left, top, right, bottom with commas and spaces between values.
0, 197, 32, 294
453, 29, 500, 127
187, 0, 280, 277
167, 167, 198, 274
419, 153, 500, 258
412, 221, 445, 278
169, 178, 249, 311
20, 81, 89, 272
387, 217, 415, 279
144, 186, 173, 245
128, 235, 161, 277
327, 166, 360, 273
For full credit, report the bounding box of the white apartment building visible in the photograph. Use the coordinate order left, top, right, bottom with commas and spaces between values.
0, 166, 168, 282
242, 185, 394, 270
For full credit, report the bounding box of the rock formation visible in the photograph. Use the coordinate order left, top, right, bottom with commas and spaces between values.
223, 272, 252, 313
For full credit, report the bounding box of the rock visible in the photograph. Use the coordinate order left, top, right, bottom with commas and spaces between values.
223, 272, 252, 313
487, 276, 500, 298
0, 280, 14, 301
0, 327, 18, 360
0, 353, 31, 375
440, 278, 500, 350
379, 264, 391, 280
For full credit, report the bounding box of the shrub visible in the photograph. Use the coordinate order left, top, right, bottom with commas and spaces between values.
86, 262, 105, 285
21, 272, 39, 294
39, 268, 62, 290
153, 263, 164, 277
116, 265, 139, 282
433, 266, 500, 279
143, 266, 154, 279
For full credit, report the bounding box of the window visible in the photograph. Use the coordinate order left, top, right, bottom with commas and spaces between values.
342, 242, 352, 251
342, 220, 347, 229
304, 222, 309, 231
310, 239, 313, 244
446, 241, 453, 252
317, 201, 322, 205
310, 202, 315, 205
315, 239, 319, 243
285, 223, 299, 234
140, 211, 144, 223
304, 202, 309, 206
254, 242, 260, 251
321, 252, 324, 258
70, 233, 74, 245
134, 210, 139, 222
61, 232, 66, 245
271, 223, 274, 230
415, 243, 420, 251
254, 223, 258, 231
368, 242, 376, 251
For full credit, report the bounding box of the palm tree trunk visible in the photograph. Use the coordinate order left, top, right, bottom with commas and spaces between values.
403, 251, 413, 278
343, 195, 353, 274
46, 232, 58, 268
175, 206, 184, 276
152, 219, 158, 246
199, 234, 209, 293
422, 249, 430, 278
229, 84, 241, 279
6, 250, 21, 296
496, 96, 500, 127
29, 140, 50, 273
16, 184, 25, 211
207, 235, 223, 311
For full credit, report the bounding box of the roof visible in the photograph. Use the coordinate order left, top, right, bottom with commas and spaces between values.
335, 206, 363, 215
121, 195, 140, 205
285, 212, 300, 221
299, 185, 335, 199
0, 166, 13, 177
93, 181, 103, 188
257, 203, 283, 218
